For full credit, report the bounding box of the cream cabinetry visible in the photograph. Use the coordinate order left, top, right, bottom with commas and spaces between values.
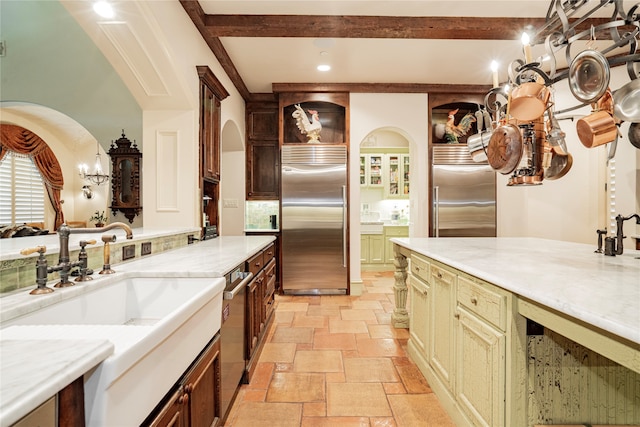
360, 151, 409, 199
455, 275, 509, 427
384, 226, 408, 264
428, 262, 457, 392
406, 253, 522, 427
361, 234, 384, 264
408, 254, 430, 361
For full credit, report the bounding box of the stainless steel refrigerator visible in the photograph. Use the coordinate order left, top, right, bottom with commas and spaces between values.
431, 145, 496, 237
281, 145, 348, 294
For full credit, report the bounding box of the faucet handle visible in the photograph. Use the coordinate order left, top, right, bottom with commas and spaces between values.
20, 245, 46, 256
80, 239, 97, 247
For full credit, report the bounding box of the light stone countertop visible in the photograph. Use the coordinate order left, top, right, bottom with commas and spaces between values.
391, 237, 640, 345
0, 339, 114, 427
0, 234, 275, 425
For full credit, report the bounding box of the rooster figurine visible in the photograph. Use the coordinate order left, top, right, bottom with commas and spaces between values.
292, 104, 322, 143
444, 108, 476, 144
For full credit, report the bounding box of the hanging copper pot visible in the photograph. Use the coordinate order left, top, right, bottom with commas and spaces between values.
577, 110, 618, 148
509, 82, 551, 122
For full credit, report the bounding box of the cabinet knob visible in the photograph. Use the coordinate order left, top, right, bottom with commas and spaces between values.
422, 289, 428, 296
178, 392, 189, 405
184, 383, 193, 394
470, 296, 478, 305
454, 313, 460, 319
437, 272, 443, 279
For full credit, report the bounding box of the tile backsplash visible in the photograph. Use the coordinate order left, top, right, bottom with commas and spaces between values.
245, 200, 279, 230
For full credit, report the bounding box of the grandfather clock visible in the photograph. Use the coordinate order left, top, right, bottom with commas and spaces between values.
109, 130, 142, 223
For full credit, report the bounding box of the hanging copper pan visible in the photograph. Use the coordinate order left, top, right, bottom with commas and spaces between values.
487, 123, 523, 174
509, 82, 551, 122
577, 111, 617, 148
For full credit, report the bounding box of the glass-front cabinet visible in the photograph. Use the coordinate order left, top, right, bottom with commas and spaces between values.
360, 154, 384, 187
361, 149, 409, 199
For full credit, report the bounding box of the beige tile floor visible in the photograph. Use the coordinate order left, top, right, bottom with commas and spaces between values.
223, 271, 455, 427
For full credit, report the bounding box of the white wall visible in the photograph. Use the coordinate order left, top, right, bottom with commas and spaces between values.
497, 66, 639, 243
0, 103, 110, 229
350, 93, 429, 290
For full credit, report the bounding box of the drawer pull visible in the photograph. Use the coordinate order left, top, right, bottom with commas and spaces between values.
422, 289, 428, 296
471, 296, 478, 305
454, 313, 460, 319
437, 272, 443, 279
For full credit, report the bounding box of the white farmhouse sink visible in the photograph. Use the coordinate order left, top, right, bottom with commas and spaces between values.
1, 275, 225, 426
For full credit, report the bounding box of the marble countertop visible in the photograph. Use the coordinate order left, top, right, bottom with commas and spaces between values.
0, 339, 114, 426
0, 234, 275, 425
391, 237, 640, 345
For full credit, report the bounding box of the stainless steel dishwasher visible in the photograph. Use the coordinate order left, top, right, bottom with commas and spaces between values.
220, 265, 253, 422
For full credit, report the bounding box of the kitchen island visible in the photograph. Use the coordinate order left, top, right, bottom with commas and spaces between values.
0, 234, 275, 426
391, 237, 640, 427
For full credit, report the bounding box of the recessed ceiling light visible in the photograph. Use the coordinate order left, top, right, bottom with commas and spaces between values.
317, 64, 331, 72
93, 1, 115, 18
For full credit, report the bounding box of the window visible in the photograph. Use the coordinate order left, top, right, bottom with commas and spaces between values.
0, 152, 45, 225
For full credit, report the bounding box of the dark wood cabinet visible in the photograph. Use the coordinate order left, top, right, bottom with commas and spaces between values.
145, 389, 186, 427
183, 335, 221, 427
197, 66, 229, 235
279, 92, 349, 145
142, 335, 221, 427
246, 102, 279, 200
244, 243, 276, 383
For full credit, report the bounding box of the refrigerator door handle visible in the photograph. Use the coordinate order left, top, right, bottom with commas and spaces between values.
434, 186, 440, 238
342, 185, 347, 267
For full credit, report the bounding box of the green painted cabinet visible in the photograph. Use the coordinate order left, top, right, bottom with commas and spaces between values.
361, 234, 384, 264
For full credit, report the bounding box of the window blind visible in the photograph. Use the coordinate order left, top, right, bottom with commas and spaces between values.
0, 152, 45, 225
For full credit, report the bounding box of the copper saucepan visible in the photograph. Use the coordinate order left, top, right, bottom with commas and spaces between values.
509, 82, 551, 122
577, 111, 617, 148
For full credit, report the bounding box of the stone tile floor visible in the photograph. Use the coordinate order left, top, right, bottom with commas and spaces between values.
223, 271, 455, 427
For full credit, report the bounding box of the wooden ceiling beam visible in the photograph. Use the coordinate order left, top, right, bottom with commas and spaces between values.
202, 15, 619, 41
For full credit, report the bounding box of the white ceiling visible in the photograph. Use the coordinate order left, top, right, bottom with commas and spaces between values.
61, 0, 637, 99
196, 0, 636, 93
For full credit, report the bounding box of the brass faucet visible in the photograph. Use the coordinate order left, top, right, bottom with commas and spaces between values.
604, 214, 640, 256
52, 222, 133, 286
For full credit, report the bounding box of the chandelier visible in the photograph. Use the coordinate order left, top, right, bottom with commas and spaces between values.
78, 141, 110, 186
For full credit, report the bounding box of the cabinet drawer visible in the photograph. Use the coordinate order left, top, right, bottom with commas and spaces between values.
429, 263, 456, 287
410, 254, 430, 282
247, 251, 264, 276
384, 226, 408, 237
457, 275, 507, 331
262, 243, 275, 265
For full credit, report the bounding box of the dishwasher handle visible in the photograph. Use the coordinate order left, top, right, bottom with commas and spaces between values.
223, 272, 254, 300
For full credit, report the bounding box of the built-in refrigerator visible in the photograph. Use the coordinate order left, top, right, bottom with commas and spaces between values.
431, 145, 496, 237
281, 145, 348, 294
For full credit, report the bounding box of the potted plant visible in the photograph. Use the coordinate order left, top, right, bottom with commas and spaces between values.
89, 210, 108, 227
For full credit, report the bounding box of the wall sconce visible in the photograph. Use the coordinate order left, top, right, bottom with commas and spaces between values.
82, 185, 94, 199
78, 141, 110, 186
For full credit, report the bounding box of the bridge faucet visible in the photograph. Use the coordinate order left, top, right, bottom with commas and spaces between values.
54, 222, 133, 286
604, 214, 640, 256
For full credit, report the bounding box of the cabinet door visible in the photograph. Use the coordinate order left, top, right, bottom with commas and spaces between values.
430, 264, 456, 392
409, 275, 430, 359
368, 155, 383, 186
456, 307, 506, 427
369, 235, 385, 264
145, 389, 187, 427
386, 154, 401, 196
384, 226, 408, 264
359, 155, 366, 186
184, 336, 221, 427
402, 154, 410, 196
247, 141, 279, 199
246, 271, 264, 359
200, 83, 220, 182
360, 235, 369, 263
